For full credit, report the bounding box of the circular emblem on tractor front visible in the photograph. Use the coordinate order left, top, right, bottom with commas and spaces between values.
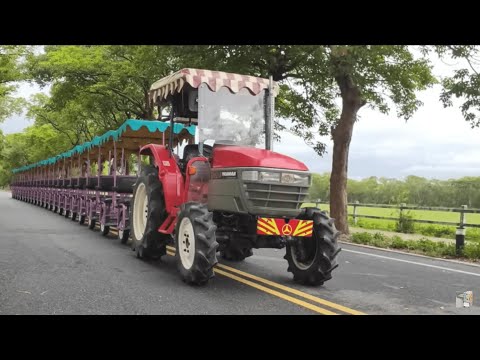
282, 224, 293, 235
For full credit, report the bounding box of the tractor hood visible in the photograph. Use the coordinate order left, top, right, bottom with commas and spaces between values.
211, 146, 308, 171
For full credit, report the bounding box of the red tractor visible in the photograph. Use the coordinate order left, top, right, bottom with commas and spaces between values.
130, 69, 340, 285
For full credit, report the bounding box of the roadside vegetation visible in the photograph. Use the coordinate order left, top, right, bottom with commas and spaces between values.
348, 231, 480, 261
305, 172, 480, 242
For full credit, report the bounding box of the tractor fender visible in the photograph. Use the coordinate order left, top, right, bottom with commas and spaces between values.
139, 144, 184, 216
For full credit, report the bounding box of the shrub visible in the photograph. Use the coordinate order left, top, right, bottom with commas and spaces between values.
395, 210, 415, 234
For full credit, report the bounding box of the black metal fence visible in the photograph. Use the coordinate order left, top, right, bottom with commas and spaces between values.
313, 201, 480, 229
312, 201, 479, 253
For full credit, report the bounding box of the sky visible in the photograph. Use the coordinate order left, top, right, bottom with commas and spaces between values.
2, 51, 480, 181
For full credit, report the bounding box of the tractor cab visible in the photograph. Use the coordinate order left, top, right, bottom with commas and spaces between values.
149, 69, 278, 168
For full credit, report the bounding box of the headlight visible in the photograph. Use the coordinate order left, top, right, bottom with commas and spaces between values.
281, 173, 309, 186
242, 171, 259, 181
259, 171, 281, 183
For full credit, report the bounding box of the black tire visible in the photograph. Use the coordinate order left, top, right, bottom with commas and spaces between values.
100, 223, 110, 236
130, 165, 169, 260
88, 217, 96, 230
285, 208, 341, 286
175, 203, 219, 285
221, 246, 253, 262
71, 212, 77, 221
118, 229, 130, 244
64, 210, 70, 218
78, 214, 86, 225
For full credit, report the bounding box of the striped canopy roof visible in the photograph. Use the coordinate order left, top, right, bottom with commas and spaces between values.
149, 68, 279, 103
12, 119, 196, 174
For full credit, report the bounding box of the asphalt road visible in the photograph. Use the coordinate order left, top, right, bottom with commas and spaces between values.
1, 190, 479, 315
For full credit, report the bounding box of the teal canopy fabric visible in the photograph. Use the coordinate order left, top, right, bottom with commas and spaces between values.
12, 119, 196, 174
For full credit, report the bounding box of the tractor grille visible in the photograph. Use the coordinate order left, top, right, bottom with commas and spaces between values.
243, 182, 309, 210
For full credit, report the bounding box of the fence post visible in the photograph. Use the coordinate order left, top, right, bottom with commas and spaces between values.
353, 201, 359, 226
456, 205, 468, 255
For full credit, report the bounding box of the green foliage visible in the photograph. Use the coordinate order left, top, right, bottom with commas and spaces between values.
25, 46, 180, 144
303, 200, 480, 242
175, 45, 436, 155
309, 172, 480, 208
0, 45, 29, 122
349, 231, 479, 260
395, 210, 415, 234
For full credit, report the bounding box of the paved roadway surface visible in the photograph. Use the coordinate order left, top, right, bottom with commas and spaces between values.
1, 191, 479, 315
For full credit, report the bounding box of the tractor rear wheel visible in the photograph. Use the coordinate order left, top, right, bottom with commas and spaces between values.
175, 203, 219, 285
130, 165, 168, 260
285, 208, 341, 286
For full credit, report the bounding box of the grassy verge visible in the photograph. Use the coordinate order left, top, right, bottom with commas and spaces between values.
302, 203, 480, 243
348, 231, 480, 261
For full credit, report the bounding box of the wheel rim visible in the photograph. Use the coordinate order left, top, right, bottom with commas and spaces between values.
178, 217, 195, 270
291, 239, 317, 270
133, 183, 148, 240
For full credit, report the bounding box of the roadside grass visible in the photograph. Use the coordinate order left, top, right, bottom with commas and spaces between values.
348, 232, 480, 261
302, 203, 480, 243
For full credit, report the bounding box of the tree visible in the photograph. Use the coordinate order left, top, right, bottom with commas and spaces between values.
26, 46, 179, 135
174, 45, 436, 234
0, 45, 27, 122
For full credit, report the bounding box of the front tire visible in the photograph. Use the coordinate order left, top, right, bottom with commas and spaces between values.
175, 203, 219, 285
285, 208, 341, 286
130, 165, 168, 260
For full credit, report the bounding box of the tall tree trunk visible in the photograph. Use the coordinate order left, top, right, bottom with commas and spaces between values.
330, 75, 365, 234
144, 90, 153, 119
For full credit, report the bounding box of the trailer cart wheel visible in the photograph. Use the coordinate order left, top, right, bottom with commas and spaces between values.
88, 217, 96, 230
118, 229, 130, 244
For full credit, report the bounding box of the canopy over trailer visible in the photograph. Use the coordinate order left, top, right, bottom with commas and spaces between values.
12, 119, 196, 175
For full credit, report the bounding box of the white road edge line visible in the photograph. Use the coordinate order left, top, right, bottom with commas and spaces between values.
340, 240, 480, 268
343, 248, 480, 277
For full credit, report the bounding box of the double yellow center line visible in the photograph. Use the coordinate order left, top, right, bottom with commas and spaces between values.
165, 245, 365, 315
107, 227, 364, 315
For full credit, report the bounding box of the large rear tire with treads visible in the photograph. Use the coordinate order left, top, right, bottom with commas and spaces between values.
130, 165, 169, 260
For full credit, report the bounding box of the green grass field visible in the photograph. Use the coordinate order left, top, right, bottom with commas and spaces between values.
302, 202, 480, 242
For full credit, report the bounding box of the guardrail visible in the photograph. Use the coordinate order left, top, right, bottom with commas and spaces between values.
311, 201, 477, 254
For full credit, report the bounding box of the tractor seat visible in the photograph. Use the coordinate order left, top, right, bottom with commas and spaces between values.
181, 144, 200, 172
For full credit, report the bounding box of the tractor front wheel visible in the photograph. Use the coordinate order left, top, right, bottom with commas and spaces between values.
175, 203, 219, 285
285, 208, 341, 286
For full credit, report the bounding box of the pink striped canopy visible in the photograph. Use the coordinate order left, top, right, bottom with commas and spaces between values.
149, 68, 279, 103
